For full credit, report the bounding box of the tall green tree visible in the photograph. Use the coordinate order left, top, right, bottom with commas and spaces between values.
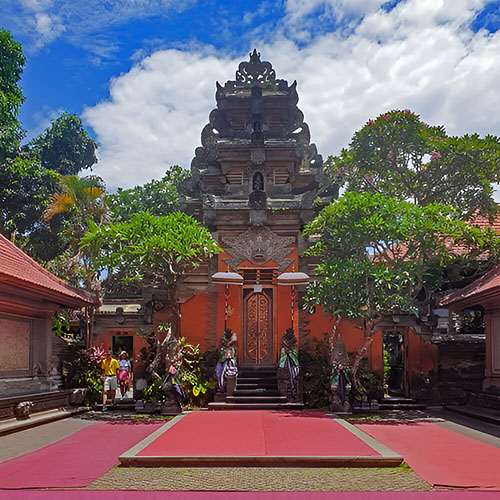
107, 166, 189, 222
304, 191, 500, 378
329, 109, 500, 219
0, 28, 25, 162
80, 211, 220, 330
29, 112, 98, 175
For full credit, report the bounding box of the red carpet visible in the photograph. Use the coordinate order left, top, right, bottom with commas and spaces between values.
357, 422, 500, 490
1, 491, 499, 499
139, 411, 380, 457
0, 420, 163, 489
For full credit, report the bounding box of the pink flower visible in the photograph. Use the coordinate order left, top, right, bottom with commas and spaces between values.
430, 151, 441, 161
366, 119, 375, 127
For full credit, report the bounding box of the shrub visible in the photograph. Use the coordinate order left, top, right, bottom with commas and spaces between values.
299, 336, 331, 409
64, 345, 106, 405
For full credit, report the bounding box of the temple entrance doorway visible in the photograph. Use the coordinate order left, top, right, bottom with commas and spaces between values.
243, 289, 273, 364
383, 331, 406, 396
112, 335, 133, 359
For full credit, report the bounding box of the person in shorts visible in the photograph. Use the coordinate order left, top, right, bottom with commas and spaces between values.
117, 351, 132, 399
101, 349, 119, 411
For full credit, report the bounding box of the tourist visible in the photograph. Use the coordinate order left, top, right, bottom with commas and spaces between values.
118, 351, 132, 399
101, 349, 119, 411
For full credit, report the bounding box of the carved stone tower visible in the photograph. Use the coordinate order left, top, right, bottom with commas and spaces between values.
179, 50, 336, 365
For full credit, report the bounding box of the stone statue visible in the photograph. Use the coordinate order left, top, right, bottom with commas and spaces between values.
147, 327, 185, 414
252, 172, 264, 191
277, 328, 300, 402
215, 328, 238, 399
329, 333, 351, 412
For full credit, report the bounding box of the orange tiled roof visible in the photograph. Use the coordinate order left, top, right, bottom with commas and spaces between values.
0, 233, 97, 307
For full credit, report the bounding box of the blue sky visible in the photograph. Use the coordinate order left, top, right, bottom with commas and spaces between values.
2, 0, 500, 189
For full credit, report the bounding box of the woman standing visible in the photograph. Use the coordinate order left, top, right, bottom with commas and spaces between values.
118, 351, 132, 399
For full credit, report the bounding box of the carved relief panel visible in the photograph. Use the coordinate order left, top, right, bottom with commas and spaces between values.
244, 290, 273, 364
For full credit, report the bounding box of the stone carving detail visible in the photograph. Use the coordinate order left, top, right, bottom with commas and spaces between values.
214, 328, 238, 401
329, 333, 352, 413
222, 227, 294, 271
178, 49, 333, 213
235, 49, 276, 86
251, 149, 265, 165
147, 327, 185, 414
277, 328, 300, 402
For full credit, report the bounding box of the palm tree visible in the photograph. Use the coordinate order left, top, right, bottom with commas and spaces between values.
44, 174, 108, 287
43, 174, 108, 228
44, 174, 108, 347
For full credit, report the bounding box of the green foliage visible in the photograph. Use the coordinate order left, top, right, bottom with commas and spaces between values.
52, 311, 71, 338
0, 153, 58, 238
304, 191, 500, 321
29, 112, 98, 175
329, 109, 500, 219
143, 379, 163, 404
299, 336, 332, 409
0, 28, 26, 161
108, 166, 189, 222
179, 339, 216, 406
352, 365, 382, 402
42, 174, 108, 286
64, 346, 106, 405
80, 211, 220, 300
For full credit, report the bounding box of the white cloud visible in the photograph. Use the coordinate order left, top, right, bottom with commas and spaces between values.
34, 12, 66, 46
83, 50, 238, 188
6, 0, 197, 54
83, 0, 500, 191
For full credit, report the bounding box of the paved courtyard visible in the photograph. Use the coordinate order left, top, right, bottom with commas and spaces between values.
0, 408, 498, 496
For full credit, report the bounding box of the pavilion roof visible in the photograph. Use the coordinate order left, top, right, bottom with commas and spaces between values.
440, 265, 500, 310
0, 233, 98, 308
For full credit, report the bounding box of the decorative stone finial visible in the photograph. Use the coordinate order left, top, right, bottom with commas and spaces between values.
235, 49, 276, 86
249, 49, 261, 63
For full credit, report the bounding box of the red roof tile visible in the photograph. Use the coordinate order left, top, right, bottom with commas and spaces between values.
0, 233, 97, 307
440, 265, 500, 308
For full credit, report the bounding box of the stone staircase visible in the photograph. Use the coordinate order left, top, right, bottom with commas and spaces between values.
209, 365, 304, 410
94, 396, 136, 412
444, 391, 500, 425
378, 396, 426, 411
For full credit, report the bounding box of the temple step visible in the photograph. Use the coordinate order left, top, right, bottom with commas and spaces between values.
377, 397, 426, 411
226, 395, 288, 404
236, 378, 277, 386
233, 389, 281, 396
236, 382, 277, 391
208, 402, 305, 410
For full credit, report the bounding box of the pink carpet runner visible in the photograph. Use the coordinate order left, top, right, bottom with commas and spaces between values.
138, 411, 380, 457
0, 420, 163, 489
357, 422, 500, 490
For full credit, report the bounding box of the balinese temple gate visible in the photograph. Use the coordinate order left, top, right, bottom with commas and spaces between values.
94, 51, 469, 407
178, 50, 336, 375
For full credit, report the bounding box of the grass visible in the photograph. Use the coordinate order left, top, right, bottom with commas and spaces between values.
131, 414, 175, 421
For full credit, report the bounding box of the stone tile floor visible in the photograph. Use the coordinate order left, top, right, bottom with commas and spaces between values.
88, 466, 432, 492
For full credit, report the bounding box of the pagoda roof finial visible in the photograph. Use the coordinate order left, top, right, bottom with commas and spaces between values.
249, 48, 261, 63
234, 49, 276, 86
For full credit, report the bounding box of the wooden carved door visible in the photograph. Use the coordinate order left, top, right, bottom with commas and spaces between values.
244, 290, 273, 364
